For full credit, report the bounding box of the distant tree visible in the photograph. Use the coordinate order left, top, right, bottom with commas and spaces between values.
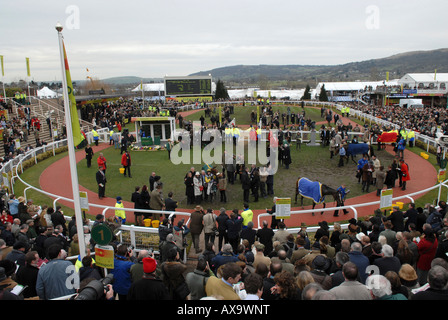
319, 84, 328, 102
301, 84, 311, 100
215, 79, 229, 100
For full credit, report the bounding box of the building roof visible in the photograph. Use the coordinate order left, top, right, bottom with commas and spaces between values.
398, 73, 448, 83
315, 80, 398, 93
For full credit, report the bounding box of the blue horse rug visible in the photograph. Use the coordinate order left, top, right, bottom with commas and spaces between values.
346, 143, 369, 156
298, 178, 324, 204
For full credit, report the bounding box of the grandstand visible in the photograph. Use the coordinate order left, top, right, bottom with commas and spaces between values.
0, 97, 93, 159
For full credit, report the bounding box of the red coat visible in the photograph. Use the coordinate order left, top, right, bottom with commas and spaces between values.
97, 156, 107, 170
121, 152, 131, 166
400, 162, 410, 181
416, 237, 438, 271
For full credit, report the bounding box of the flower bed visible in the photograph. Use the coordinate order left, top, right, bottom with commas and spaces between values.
129, 143, 166, 151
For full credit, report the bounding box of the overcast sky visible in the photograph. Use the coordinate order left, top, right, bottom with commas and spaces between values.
1, 0, 447, 83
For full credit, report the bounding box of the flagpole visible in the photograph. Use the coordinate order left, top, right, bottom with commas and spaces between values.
0, 55, 6, 101
55, 22, 86, 259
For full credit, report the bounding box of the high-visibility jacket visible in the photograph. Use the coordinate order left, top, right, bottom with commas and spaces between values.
233, 128, 240, 137
225, 127, 231, 136
115, 201, 126, 220
408, 130, 415, 141
92, 129, 99, 140
400, 130, 408, 139
241, 209, 253, 227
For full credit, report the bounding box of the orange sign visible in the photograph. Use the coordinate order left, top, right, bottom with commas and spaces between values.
95, 245, 114, 269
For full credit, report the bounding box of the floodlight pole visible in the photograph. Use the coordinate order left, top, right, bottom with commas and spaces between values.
55, 22, 87, 259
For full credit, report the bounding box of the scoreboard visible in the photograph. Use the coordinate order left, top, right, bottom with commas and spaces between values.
164, 76, 212, 96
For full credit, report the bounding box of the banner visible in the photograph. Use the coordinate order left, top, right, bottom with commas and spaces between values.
26, 57, 30, 77
0, 55, 4, 76
275, 197, 291, 219
95, 245, 114, 269
380, 189, 393, 211
62, 41, 84, 147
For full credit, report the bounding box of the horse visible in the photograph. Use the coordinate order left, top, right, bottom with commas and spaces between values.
345, 143, 371, 164
295, 177, 343, 216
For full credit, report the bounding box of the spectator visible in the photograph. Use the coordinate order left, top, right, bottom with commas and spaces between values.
15, 250, 40, 298
79, 255, 102, 282
379, 220, 397, 247
348, 241, 370, 284
272, 270, 301, 300
216, 208, 229, 252
127, 256, 171, 300
130, 250, 150, 283
240, 221, 256, 247
330, 251, 351, 288
5, 241, 27, 267
211, 243, 238, 274
190, 205, 205, 254
203, 208, 217, 247
160, 247, 189, 300
253, 243, 271, 269
411, 265, 448, 300
226, 209, 243, 254
256, 220, 274, 255
373, 244, 402, 275
109, 244, 135, 300
36, 244, 76, 300
185, 257, 211, 300
243, 273, 264, 300
366, 274, 407, 300
330, 261, 372, 300
205, 262, 242, 300
416, 228, 439, 285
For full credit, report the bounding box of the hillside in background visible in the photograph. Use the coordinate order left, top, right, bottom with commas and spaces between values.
189, 48, 448, 88
95, 48, 448, 89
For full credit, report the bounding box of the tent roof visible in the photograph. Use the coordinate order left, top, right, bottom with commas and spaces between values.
37, 86, 58, 98
132, 82, 217, 92
132, 83, 165, 92
315, 80, 398, 92
398, 73, 448, 83
227, 88, 305, 99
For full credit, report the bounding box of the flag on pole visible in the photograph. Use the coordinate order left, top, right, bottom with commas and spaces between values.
435, 69, 437, 80
26, 57, 30, 77
386, 71, 389, 82
0, 55, 4, 76
62, 41, 84, 147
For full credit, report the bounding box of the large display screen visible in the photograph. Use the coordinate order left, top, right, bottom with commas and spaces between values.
164, 77, 212, 96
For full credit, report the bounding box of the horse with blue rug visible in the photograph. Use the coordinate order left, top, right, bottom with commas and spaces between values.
345, 143, 371, 164
295, 177, 343, 216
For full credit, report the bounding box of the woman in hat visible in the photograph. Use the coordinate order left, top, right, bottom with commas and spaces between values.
398, 263, 419, 297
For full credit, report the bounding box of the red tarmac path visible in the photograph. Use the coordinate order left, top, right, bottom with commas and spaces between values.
39, 109, 438, 228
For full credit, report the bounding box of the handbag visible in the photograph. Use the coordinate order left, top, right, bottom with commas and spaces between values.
212, 226, 219, 236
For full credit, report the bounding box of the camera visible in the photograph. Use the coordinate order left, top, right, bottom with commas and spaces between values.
74, 274, 114, 300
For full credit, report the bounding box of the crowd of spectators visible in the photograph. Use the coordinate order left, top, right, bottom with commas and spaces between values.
345, 101, 448, 138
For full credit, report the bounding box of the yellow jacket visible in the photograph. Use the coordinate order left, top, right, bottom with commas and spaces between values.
115, 202, 126, 219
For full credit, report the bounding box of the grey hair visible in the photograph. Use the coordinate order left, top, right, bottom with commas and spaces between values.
381, 244, 394, 257
366, 275, 392, 298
